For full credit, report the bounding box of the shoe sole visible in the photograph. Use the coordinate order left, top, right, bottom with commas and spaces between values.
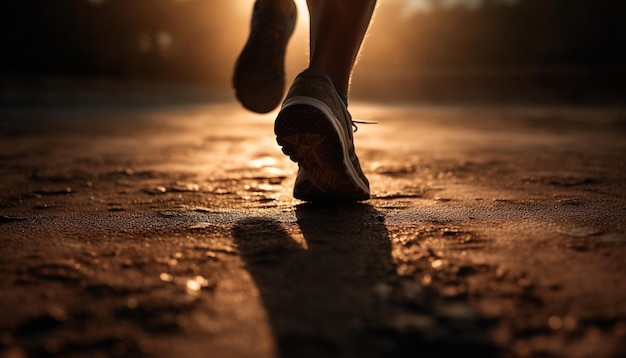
233, 65, 284, 114
233, 6, 295, 114
275, 96, 370, 201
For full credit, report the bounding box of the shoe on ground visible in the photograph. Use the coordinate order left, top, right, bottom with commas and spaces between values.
233, 2, 296, 113
274, 70, 370, 202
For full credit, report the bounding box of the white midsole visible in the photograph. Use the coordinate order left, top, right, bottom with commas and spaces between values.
282, 96, 369, 194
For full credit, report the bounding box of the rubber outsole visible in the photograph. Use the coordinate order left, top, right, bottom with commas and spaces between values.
233, 66, 284, 114
232, 5, 295, 114
275, 103, 370, 202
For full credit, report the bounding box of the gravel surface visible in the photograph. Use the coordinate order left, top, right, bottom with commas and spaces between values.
1, 100, 625, 357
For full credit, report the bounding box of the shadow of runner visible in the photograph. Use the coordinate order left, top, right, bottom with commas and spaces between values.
232, 203, 500, 358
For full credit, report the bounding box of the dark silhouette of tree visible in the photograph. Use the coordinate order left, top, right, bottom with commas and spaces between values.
0, 0, 243, 83
1, 0, 623, 83
366, 0, 625, 68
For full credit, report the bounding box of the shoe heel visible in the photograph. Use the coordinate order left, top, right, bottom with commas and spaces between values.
274, 104, 343, 168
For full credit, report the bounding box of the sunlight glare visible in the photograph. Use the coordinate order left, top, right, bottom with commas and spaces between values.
295, 0, 308, 16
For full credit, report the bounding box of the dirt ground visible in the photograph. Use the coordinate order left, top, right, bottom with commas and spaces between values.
1, 96, 625, 358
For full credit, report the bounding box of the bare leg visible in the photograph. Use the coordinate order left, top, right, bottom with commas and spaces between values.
306, 0, 377, 94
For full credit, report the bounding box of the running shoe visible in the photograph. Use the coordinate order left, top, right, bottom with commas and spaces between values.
233, 2, 296, 113
274, 70, 370, 201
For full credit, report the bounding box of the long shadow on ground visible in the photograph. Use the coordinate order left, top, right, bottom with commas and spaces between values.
233, 203, 500, 357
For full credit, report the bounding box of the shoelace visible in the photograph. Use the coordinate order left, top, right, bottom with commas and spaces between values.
352, 119, 378, 133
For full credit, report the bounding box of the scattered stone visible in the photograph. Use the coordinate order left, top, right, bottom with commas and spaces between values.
559, 227, 603, 238
171, 182, 200, 192
34, 187, 72, 195
0, 215, 27, 223
143, 186, 167, 195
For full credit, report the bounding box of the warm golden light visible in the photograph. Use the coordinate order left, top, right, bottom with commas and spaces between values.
294, 0, 308, 17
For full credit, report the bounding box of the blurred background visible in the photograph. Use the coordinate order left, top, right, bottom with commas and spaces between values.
1, 0, 624, 105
